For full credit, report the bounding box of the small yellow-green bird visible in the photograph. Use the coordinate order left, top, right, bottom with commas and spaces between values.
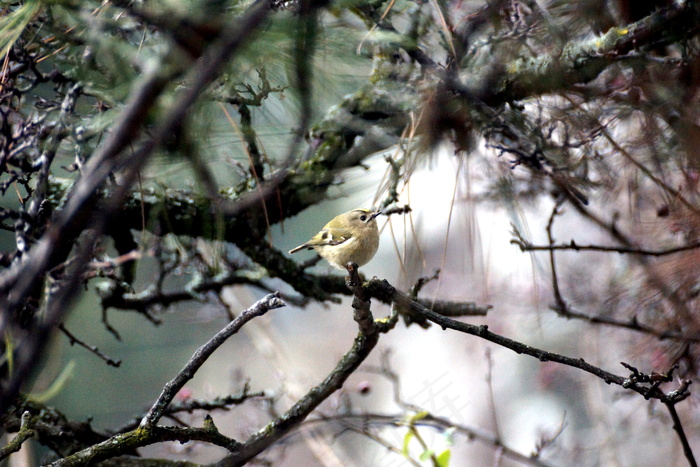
289, 208, 381, 269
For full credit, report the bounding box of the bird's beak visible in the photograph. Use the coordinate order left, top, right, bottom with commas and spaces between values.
370, 210, 382, 220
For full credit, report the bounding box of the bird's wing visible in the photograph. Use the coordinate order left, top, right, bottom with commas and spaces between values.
288, 228, 353, 254
313, 227, 352, 246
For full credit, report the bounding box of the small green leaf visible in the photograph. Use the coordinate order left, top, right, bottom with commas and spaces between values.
419, 449, 435, 461
408, 410, 429, 423
437, 449, 452, 467
402, 430, 414, 456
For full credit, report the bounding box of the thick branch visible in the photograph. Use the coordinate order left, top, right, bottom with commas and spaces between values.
459, 2, 700, 103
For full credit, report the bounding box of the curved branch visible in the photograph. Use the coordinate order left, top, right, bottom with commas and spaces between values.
364, 277, 693, 402
140, 293, 285, 429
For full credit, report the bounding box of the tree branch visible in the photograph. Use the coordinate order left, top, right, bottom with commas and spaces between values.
364, 277, 693, 402
457, 2, 700, 103
140, 293, 285, 428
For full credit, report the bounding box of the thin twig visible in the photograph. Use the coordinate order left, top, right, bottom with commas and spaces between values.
545, 202, 566, 310
293, 413, 557, 467
511, 238, 700, 257
58, 324, 122, 367
548, 304, 700, 343
665, 401, 697, 467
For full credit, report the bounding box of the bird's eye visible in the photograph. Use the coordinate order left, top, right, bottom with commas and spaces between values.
360, 215, 367, 221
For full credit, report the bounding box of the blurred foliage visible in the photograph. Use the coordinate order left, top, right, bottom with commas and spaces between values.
0, 0, 700, 465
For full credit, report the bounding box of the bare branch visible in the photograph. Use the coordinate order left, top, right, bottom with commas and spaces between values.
364, 277, 693, 402
58, 324, 122, 368
665, 402, 698, 467
511, 237, 700, 257
140, 293, 285, 429
0, 411, 34, 461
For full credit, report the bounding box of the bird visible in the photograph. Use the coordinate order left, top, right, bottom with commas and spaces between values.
288, 208, 381, 269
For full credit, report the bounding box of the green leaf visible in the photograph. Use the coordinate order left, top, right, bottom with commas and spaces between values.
408, 410, 429, 423
437, 449, 452, 467
402, 430, 414, 456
